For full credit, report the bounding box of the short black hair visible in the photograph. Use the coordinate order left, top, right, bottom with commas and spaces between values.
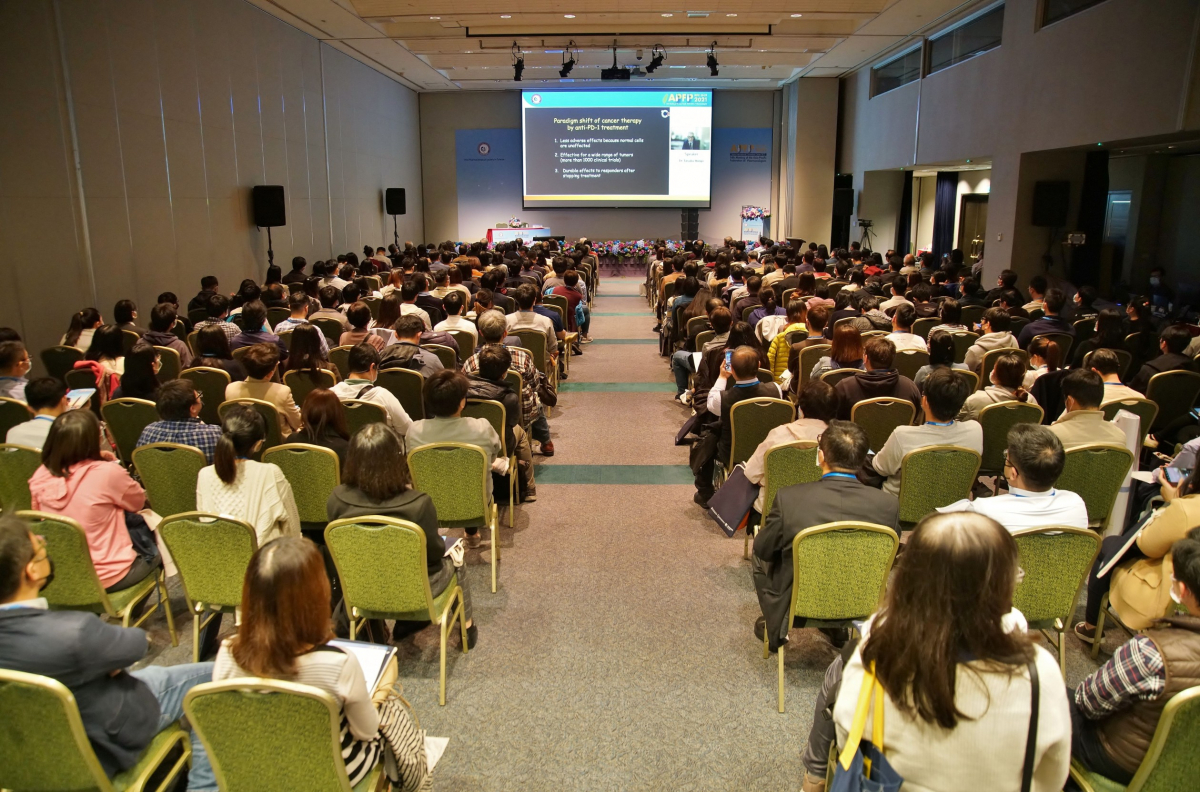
999, 269, 1017, 288
1171, 527, 1200, 599
797, 380, 838, 423
0, 342, 27, 371
201, 275, 219, 290
892, 303, 916, 330
477, 344, 511, 381
24, 377, 67, 412
1007, 423, 1064, 490
424, 369, 469, 418
923, 367, 970, 421
1161, 325, 1190, 354
443, 291, 463, 316
319, 286, 340, 309
114, 299, 137, 324
1088, 348, 1122, 377
157, 379, 198, 422
983, 307, 1011, 333
1043, 288, 1067, 314
206, 293, 230, 318
292, 256, 307, 271
0, 516, 36, 602
515, 283, 537, 310
150, 303, 177, 332
346, 302, 372, 330
1061, 368, 1103, 409
393, 314, 425, 339
820, 420, 870, 471
347, 343, 379, 374
1029, 275, 1047, 296
289, 290, 310, 311
240, 301, 266, 332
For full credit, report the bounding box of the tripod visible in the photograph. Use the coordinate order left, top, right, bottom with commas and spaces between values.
858, 224, 876, 252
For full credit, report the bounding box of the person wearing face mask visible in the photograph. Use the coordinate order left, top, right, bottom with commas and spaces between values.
1069, 528, 1200, 785
0, 340, 32, 402
0, 515, 218, 791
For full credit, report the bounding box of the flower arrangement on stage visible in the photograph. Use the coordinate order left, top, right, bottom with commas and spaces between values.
593, 240, 660, 259
740, 206, 771, 220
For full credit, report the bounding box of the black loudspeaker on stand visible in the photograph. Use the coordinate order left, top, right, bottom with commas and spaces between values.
385, 188, 406, 249
252, 185, 286, 267
680, 208, 699, 241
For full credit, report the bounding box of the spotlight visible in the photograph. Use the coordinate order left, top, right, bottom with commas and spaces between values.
560, 41, 576, 78
512, 41, 525, 81
646, 44, 665, 73
706, 42, 718, 76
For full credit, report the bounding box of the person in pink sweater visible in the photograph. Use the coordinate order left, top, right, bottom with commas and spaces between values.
28, 410, 155, 592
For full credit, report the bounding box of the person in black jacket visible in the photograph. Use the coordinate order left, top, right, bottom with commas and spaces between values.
466, 344, 536, 501
1131, 325, 1194, 394
0, 517, 216, 788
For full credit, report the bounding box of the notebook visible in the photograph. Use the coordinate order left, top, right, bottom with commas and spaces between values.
327, 639, 397, 690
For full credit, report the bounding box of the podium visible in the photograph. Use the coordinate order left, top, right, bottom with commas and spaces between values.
487, 226, 550, 244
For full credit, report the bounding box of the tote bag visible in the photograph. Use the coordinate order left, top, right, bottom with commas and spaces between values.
831, 662, 903, 792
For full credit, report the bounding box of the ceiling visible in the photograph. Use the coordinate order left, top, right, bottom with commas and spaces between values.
247, 0, 982, 92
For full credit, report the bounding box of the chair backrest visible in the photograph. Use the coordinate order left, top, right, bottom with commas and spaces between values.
18, 511, 109, 614
172, 319, 189, 342
1101, 397, 1158, 449
1028, 308, 1045, 321
184, 679, 359, 792
100, 398, 160, 464
132, 443, 206, 519
1033, 332, 1075, 360
311, 318, 344, 344
267, 307, 290, 328
979, 348, 1030, 390
448, 330, 476, 362
1126, 686, 1200, 792
1056, 443, 1134, 527
186, 329, 202, 357
544, 303, 566, 331
218, 398, 283, 450
283, 368, 336, 409
342, 399, 387, 437
695, 330, 715, 350
798, 344, 832, 390
504, 369, 523, 424
376, 368, 424, 420
187, 307, 208, 325
952, 368, 980, 392
463, 399, 508, 457
0, 444, 41, 512
180, 366, 231, 425
949, 331, 979, 364
0, 397, 32, 442
790, 522, 899, 621
363, 296, 381, 320
851, 397, 916, 453
262, 444, 341, 523
159, 512, 258, 612
325, 517, 436, 617
978, 400, 1045, 472
278, 330, 293, 351
120, 329, 140, 354
1072, 317, 1095, 341
897, 446, 982, 524
959, 304, 985, 328
408, 442, 489, 528
1011, 527, 1100, 626
230, 346, 253, 365
893, 349, 929, 382
513, 330, 549, 374
820, 368, 860, 388
686, 316, 709, 338
1146, 370, 1200, 430
1083, 347, 1133, 380
741, 305, 756, 324
0, 668, 115, 792
756, 368, 774, 384
781, 287, 797, 306
762, 441, 821, 516
1009, 316, 1030, 337
328, 345, 353, 380
729, 398, 795, 468
544, 294, 569, 318
912, 318, 939, 341
422, 343, 457, 370
154, 345, 182, 381
40, 345, 84, 382
64, 369, 98, 396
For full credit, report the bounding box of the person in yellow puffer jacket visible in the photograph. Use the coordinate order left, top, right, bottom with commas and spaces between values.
767, 300, 808, 382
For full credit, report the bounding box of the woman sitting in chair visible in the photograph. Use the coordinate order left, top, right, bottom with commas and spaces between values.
914, 331, 968, 391
110, 341, 161, 402
960, 353, 1038, 422
194, 325, 247, 382
292, 388, 350, 465
284, 324, 339, 380
326, 421, 476, 647
809, 323, 864, 383
84, 324, 126, 380
61, 307, 102, 351
1023, 336, 1061, 390
799, 512, 1071, 791
211, 536, 429, 790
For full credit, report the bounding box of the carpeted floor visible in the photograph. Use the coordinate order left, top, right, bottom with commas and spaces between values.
136, 275, 1107, 790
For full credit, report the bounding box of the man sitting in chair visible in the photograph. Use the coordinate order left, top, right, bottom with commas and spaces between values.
330, 344, 412, 436
1049, 368, 1128, 450
1089, 349, 1143, 405
1069, 528, 1200, 785
751, 420, 898, 653
938, 423, 1087, 532
0, 517, 217, 790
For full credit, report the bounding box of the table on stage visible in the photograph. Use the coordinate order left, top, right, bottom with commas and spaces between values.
486, 227, 551, 244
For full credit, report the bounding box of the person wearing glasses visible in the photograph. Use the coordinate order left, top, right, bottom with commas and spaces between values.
135, 380, 223, 464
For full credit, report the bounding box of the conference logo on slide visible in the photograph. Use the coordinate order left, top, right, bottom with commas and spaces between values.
530, 94, 542, 105
477, 142, 491, 156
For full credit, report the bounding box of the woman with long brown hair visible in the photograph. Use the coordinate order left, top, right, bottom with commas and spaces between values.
292, 388, 350, 464
194, 324, 247, 382
799, 513, 1070, 790
810, 323, 864, 382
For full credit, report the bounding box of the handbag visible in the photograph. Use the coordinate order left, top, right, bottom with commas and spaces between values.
831, 662, 903, 792
706, 464, 757, 538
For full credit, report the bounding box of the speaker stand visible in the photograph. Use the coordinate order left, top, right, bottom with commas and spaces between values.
392, 214, 399, 251
266, 226, 274, 266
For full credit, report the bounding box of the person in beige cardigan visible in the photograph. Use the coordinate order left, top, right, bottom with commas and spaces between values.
224, 342, 302, 437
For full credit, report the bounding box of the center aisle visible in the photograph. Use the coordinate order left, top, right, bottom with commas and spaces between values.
396, 277, 836, 790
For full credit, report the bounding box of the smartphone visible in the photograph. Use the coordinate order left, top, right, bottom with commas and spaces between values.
724, 350, 732, 368
1166, 468, 1192, 485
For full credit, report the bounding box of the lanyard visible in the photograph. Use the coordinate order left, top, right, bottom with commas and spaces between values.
732, 380, 760, 389
925, 420, 953, 427
822, 472, 858, 481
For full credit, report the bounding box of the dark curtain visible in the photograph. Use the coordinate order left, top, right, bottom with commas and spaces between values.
895, 170, 914, 255
931, 171, 957, 259
1073, 150, 1109, 289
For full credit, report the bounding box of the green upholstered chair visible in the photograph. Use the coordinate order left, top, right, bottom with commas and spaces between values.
132, 443, 206, 519
781, 287, 797, 306
1084, 348, 1134, 381
311, 317, 345, 345
819, 368, 860, 388
978, 400, 1045, 476
686, 316, 709, 338
952, 368, 980, 392
267, 306, 290, 328
20, 510, 177, 645
262, 444, 341, 524
218, 398, 283, 450
40, 345, 83, 382
64, 368, 97, 396
893, 349, 930, 383
694, 330, 715, 351
408, 442, 500, 593
911, 318, 939, 341
1068, 686, 1200, 792
1145, 370, 1200, 431
283, 368, 336, 410
851, 397, 916, 454
0, 397, 32, 442
447, 330, 477, 362
159, 512, 258, 663
1033, 332, 1075, 360
745, 441, 821, 559
180, 366, 231, 425
513, 330, 555, 387
186, 330, 202, 357
797, 344, 832, 391
505, 369, 524, 425
376, 368, 425, 421
183, 679, 383, 792
959, 305, 985, 329
325, 516, 467, 706
342, 399, 388, 437
728, 398, 794, 469
897, 446, 981, 529
1010, 316, 1030, 337
949, 331, 979, 364
769, 521, 899, 713
1102, 397, 1158, 451
422, 343, 457, 371
0, 444, 40, 512
978, 348, 1030, 391
230, 347, 252, 366
1073, 317, 1096, 342
463, 398, 518, 528
0, 668, 191, 792
121, 329, 140, 354
363, 296, 381, 320
329, 346, 353, 380
278, 330, 293, 351
1011, 526, 1101, 677
101, 398, 159, 465
153, 345, 182, 382
187, 308, 208, 325
1056, 443, 1135, 530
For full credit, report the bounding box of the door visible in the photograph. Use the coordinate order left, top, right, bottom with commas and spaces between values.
957, 194, 989, 263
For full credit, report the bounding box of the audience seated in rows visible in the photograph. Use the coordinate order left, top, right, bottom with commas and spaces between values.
465, 309, 554, 455
6, 377, 67, 449
136, 379, 223, 463
144, 302, 193, 369
1050, 368, 1127, 449
886, 304, 928, 353
225, 344, 301, 437
379, 315, 443, 378
330, 344, 412, 435
743, 381, 839, 513
833, 337, 921, 421
960, 353, 1038, 422
466, 344, 536, 500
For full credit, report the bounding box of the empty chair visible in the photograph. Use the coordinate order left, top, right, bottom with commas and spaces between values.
376, 368, 425, 421
1145, 370, 1200, 431
422, 343, 457, 371
40, 345, 84, 382
0, 397, 32, 442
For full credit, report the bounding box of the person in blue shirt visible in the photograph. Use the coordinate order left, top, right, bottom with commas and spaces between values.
1017, 287, 1076, 349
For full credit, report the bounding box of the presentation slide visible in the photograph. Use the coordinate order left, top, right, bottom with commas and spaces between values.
521, 90, 713, 209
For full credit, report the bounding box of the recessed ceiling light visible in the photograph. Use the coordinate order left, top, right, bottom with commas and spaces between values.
791, 13, 803, 17
726, 12, 737, 16
500, 14, 511, 18
564, 13, 575, 18
662, 12, 673, 17
430, 16, 440, 19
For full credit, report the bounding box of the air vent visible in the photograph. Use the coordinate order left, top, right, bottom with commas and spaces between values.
687, 11, 710, 17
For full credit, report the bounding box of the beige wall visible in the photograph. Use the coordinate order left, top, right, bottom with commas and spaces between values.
0, 0, 422, 366
780, 79, 839, 245
857, 170, 905, 254
840, 0, 1200, 284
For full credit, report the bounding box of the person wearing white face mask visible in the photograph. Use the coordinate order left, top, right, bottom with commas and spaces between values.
1069, 528, 1200, 784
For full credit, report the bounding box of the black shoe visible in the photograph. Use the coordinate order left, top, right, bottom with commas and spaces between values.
464, 624, 478, 651
390, 619, 425, 642
820, 627, 850, 649
754, 616, 766, 643
693, 491, 712, 508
